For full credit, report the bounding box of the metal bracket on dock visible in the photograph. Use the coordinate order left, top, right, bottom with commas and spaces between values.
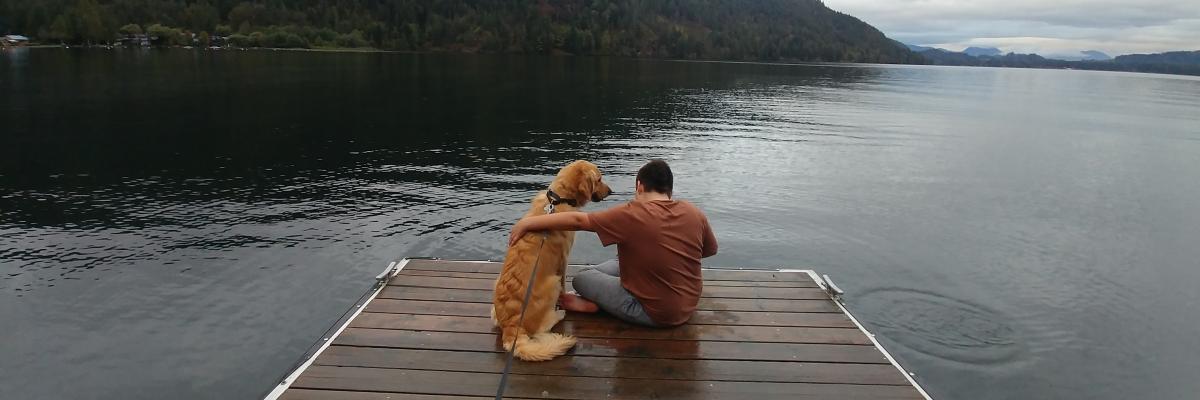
821, 274, 845, 299
375, 261, 400, 285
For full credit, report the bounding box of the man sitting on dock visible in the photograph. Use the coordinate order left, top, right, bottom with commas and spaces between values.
508, 159, 718, 327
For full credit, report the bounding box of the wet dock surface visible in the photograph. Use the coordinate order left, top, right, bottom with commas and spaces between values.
270, 259, 928, 399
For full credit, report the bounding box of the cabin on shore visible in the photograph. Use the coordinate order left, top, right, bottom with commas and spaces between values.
116, 34, 152, 47
3, 35, 29, 47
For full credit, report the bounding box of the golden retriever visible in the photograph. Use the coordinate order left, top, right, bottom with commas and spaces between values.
492, 160, 612, 361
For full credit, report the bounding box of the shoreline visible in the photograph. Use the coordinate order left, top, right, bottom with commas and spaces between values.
9, 44, 1198, 77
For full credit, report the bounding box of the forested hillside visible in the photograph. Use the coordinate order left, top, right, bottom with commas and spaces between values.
0, 0, 922, 63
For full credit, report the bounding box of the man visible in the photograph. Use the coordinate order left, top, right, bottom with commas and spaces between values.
508, 159, 718, 327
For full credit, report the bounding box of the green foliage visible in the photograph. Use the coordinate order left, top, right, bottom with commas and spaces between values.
47, 15, 74, 42
33, 0, 118, 44
2, 0, 922, 63
181, 1, 218, 32
226, 33, 250, 47
146, 23, 185, 46
118, 23, 141, 35
71, 0, 114, 44
334, 30, 369, 48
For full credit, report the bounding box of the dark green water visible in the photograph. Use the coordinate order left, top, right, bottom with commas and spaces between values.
2, 48, 1199, 399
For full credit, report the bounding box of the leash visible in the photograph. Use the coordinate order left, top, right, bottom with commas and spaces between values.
496, 198, 560, 399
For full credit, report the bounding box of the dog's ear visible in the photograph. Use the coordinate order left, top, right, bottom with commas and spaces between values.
575, 168, 598, 204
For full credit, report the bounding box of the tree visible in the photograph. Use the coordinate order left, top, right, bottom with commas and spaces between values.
48, 15, 73, 43
198, 31, 210, 47
335, 30, 368, 48
119, 23, 142, 35
182, 1, 218, 32
227, 33, 250, 47
72, 0, 114, 44
146, 23, 184, 46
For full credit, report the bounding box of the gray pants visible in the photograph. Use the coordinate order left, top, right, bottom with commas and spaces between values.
572, 259, 662, 327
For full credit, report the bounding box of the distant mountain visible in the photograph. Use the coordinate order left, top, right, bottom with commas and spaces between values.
1080, 50, 1112, 61
1108, 51, 1200, 75
904, 43, 936, 52
917, 48, 981, 65
1114, 51, 1200, 65
963, 46, 1002, 57
916, 46, 1200, 76
1045, 50, 1112, 61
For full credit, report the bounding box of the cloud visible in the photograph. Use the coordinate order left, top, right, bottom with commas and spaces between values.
824, 0, 1200, 55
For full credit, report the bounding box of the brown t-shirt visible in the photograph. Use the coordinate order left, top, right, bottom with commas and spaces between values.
587, 199, 718, 325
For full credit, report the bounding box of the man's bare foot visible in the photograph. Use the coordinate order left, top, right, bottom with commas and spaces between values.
558, 292, 599, 313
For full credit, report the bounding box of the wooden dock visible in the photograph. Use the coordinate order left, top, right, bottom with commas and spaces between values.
265, 258, 931, 399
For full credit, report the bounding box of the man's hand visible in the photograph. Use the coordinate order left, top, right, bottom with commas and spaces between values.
508, 219, 531, 247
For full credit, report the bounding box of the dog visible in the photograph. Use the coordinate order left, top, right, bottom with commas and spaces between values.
492, 160, 612, 361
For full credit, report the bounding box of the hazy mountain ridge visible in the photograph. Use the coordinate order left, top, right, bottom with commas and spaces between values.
962, 46, 1001, 57
902, 43, 1200, 76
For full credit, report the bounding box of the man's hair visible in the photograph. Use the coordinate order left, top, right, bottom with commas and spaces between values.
636, 159, 673, 196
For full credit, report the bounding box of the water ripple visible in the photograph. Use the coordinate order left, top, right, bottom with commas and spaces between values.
857, 288, 1025, 366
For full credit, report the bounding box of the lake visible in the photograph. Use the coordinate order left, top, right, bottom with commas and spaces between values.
2, 48, 1199, 399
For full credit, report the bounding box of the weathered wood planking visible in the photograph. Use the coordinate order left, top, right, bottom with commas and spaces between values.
389, 274, 829, 299
290, 366, 923, 400
271, 259, 927, 400
365, 298, 857, 327
399, 268, 819, 287
349, 313, 871, 344
401, 259, 819, 282
314, 346, 911, 385
334, 328, 892, 364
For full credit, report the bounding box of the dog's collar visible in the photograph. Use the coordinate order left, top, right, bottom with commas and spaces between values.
546, 189, 578, 207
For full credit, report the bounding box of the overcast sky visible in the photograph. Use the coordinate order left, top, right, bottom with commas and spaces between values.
823, 0, 1200, 56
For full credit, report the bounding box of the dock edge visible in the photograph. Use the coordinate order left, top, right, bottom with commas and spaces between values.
262, 258, 411, 400
785, 268, 934, 400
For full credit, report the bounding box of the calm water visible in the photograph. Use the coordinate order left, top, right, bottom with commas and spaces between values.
2, 48, 1199, 399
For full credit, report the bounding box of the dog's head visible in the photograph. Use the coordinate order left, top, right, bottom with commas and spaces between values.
552, 160, 612, 207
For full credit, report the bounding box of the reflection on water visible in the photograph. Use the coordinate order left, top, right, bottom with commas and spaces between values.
3, 49, 1200, 399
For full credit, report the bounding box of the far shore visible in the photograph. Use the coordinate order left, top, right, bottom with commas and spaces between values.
6, 43, 404, 53
7, 44, 1198, 78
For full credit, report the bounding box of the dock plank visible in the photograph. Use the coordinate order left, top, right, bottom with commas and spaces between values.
395, 269, 818, 287
334, 328, 890, 363
389, 274, 827, 299
292, 366, 923, 400
365, 298, 855, 327
377, 286, 842, 312
380, 283, 831, 302
402, 259, 817, 283
349, 313, 871, 345
315, 346, 910, 385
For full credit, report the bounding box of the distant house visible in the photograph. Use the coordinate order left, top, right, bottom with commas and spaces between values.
4, 35, 29, 46
116, 34, 151, 47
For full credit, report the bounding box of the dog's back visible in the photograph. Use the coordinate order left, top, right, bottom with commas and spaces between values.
491, 193, 578, 361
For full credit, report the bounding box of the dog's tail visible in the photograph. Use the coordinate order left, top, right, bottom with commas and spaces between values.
502, 328, 577, 362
